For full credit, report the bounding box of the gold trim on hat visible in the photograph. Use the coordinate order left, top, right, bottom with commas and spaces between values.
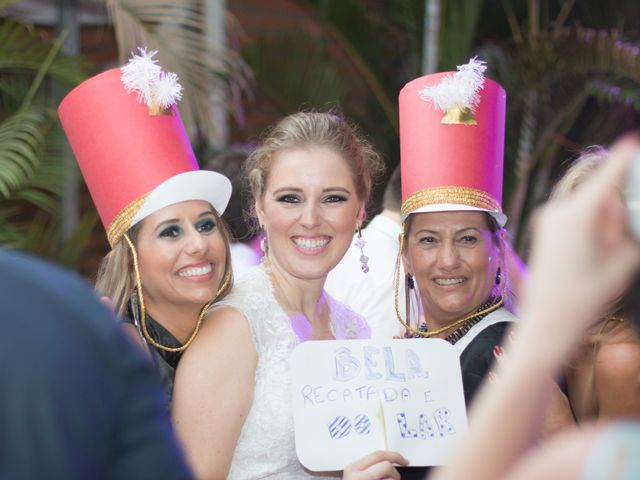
106, 193, 149, 247
401, 186, 501, 216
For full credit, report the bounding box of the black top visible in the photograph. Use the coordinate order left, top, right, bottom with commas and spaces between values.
459, 322, 511, 404
122, 307, 183, 405
0, 250, 193, 480
398, 321, 511, 479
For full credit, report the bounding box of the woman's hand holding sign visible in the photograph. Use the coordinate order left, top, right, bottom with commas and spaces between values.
342, 450, 408, 480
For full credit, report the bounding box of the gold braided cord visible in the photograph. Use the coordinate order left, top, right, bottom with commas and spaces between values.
123, 233, 231, 353
407, 296, 504, 337
401, 186, 502, 217
393, 222, 506, 338
106, 194, 149, 247
393, 224, 406, 329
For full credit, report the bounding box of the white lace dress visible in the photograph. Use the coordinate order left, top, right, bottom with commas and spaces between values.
215, 266, 371, 479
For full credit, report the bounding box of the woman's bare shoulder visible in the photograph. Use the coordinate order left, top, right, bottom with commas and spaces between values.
180, 305, 255, 362
595, 339, 640, 380
594, 338, 640, 417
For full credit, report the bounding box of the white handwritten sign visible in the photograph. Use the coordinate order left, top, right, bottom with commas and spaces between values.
291, 338, 467, 471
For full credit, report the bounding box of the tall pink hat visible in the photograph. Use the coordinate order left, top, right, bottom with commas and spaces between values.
399, 58, 507, 226
58, 49, 231, 247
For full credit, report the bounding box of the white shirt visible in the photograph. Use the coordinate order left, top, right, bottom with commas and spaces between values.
230, 242, 261, 280
325, 214, 406, 338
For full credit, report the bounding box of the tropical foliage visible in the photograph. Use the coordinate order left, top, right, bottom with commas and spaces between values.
105, 0, 252, 146
256, 0, 640, 246
0, 14, 94, 265
1, 0, 251, 268
480, 1, 640, 242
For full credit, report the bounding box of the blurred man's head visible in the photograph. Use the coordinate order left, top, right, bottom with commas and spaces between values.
382, 164, 401, 213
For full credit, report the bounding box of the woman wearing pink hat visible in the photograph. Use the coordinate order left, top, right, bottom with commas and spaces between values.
58, 50, 234, 403
391, 58, 520, 479
395, 58, 516, 399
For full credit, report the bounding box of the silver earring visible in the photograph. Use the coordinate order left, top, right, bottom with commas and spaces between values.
355, 226, 369, 273
259, 227, 268, 255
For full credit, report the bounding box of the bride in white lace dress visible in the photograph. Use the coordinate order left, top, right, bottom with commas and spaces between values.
172, 112, 407, 479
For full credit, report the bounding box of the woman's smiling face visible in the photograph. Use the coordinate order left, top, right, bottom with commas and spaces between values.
403, 210, 499, 326
136, 200, 227, 313
256, 146, 364, 281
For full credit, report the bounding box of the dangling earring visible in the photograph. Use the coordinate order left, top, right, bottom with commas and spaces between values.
406, 273, 415, 290
259, 226, 268, 256
495, 267, 502, 285
355, 226, 369, 273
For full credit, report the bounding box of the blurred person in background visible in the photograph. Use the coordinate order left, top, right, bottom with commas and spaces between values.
430, 144, 640, 480
205, 145, 262, 279
0, 250, 193, 480
549, 146, 640, 423
326, 163, 405, 338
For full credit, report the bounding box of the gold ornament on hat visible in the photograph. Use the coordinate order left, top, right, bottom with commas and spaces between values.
120, 47, 183, 116
418, 57, 486, 126
100, 49, 185, 247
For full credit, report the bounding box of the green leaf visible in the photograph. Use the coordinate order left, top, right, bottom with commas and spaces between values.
106, 0, 252, 144
57, 210, 100, 268
0, 107, 53, 199
244, 30, 346, 113
0, 20, 87, 85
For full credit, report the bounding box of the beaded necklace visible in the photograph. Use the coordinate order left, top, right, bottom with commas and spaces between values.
414, 296, 503, 345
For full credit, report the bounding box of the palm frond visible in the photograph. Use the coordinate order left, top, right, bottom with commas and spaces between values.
55, 210, 100, 268
16, 209, 96, 265
12, 144, 68, 214
243, 30, 345, 115
0, 206, 22, 247
320, 20, 398, 133
558, 27, 640, 81
501, 27, 640, 94
0, 106, 54, 199
489, 24, 640, 240
0, 20, 87, 85
0, 14, 89, 261
439, 0, 484, 70
586, 79, 640, 111
106, 0, 252, 144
